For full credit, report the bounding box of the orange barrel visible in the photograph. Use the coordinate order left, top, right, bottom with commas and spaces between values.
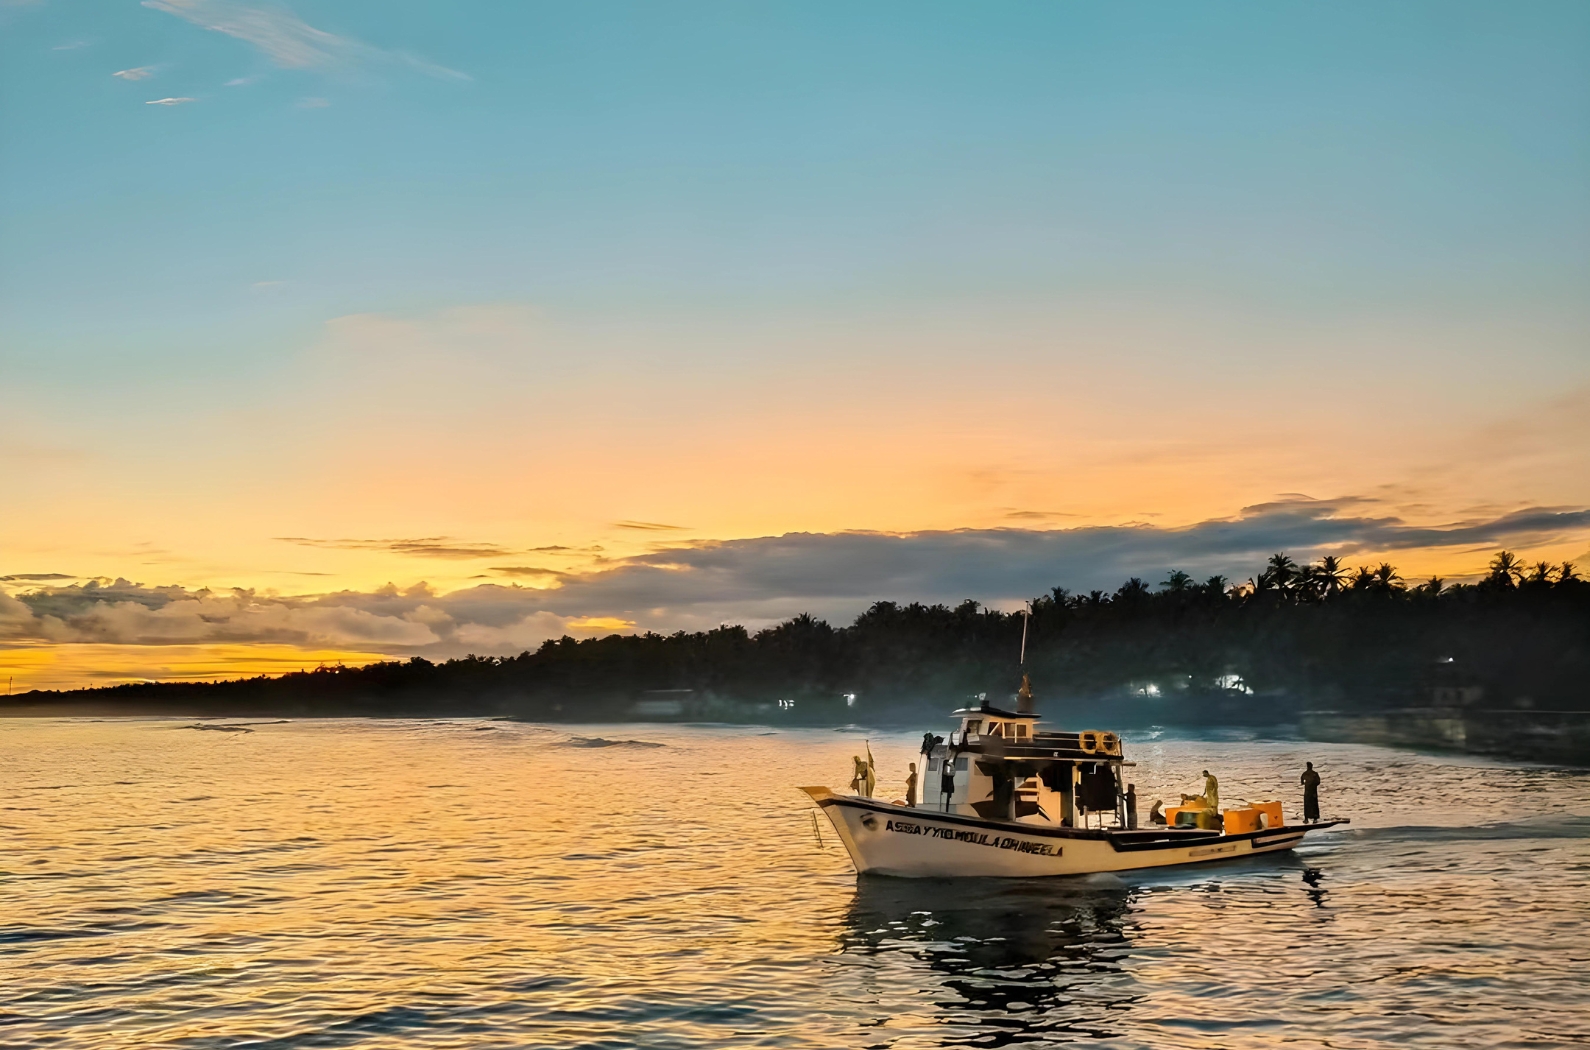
1222, 808, 1262, 834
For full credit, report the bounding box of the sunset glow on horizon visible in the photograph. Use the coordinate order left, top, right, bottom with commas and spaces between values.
4, 1, 1588, 690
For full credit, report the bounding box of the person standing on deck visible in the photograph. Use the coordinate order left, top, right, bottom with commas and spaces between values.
1301, 762, 1322, 822
849, 755, 867, 796
905, 762, 918, 807
1201, 770, 1219, 811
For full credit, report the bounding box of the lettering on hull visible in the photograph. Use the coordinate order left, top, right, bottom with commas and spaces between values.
1188, 843, 1239, 858
883, 818, 1061, 857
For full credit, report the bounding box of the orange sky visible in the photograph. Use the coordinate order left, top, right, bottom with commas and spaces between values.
3, 302, 1586, 691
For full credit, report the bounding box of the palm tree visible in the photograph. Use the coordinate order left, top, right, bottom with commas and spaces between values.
1350, 566, 1376, 591
1316, 555, 1346, 597
1370, 562, 1403, 593
1561, 562, 1580, 582
1116, 577, 1151, 603
1297, 557, 1344, 601
1161, 570, 1194, 593
1488, 550, 1522, 587
1263, 553, 1298, 595
1203, 575, 1229, 597
1421, 575, 1445, 595
1526, 562, 1556, 586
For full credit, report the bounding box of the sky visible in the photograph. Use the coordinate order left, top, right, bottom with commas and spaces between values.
2, 1, 1588, 690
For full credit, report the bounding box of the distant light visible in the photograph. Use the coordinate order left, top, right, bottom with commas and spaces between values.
844, 693, 857, 707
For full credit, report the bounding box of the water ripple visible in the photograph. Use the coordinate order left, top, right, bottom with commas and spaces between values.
1, 719, 1586, 1048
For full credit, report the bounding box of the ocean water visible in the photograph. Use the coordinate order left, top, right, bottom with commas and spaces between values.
3, 717, 1587, 1049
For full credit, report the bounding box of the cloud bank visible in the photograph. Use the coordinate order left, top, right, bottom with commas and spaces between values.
4, 501, 1586, 665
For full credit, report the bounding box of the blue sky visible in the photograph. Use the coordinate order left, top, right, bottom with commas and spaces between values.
2, 1, 1588, 687
7, 1, 1587, 382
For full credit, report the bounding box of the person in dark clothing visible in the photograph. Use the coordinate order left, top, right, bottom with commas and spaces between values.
991, 770, 1015, 820
940, 753, 957, 811
1124, 783, 1138, 830
905, 762, 918, 808
1301, 761, 1322, 822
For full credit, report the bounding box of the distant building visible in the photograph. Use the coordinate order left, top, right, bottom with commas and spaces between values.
1431, 685, 1485, 707
632, 689, 694, 718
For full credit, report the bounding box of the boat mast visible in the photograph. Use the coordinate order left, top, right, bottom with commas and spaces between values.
1016, 601, 1035, 715
1019, 600, 1030, 666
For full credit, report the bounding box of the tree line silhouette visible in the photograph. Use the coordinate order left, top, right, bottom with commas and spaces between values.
16, 551, 1589, 724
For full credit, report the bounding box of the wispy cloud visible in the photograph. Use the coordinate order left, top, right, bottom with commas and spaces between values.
1003, 509, 1080, 522
145, 96, 196, 106
0, 573, 76, 582
614, 521, 689, 531
225, 74, 262, 86
113, 66, 157, 80
275, 536, 517, 560
296, 96, 329, 108
143, 0, 469, 80
489, 567, 568, 579
52, 40, 90, 51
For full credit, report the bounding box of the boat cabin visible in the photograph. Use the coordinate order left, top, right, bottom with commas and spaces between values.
924, 700, 1128, 828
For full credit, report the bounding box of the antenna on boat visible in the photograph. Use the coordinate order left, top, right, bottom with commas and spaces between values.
1019, 601, 1031, 666
1016, 602, 1035, 714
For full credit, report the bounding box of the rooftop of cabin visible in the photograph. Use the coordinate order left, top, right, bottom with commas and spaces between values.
942, 713, 1126, 759
952, 705, 1038, 721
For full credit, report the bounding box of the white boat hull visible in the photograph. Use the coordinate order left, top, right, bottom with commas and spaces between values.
804, 787, 1337, 878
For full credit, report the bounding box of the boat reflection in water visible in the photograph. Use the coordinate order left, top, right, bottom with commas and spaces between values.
834, 851, 1332, 1046
836, 874, 1137, 1044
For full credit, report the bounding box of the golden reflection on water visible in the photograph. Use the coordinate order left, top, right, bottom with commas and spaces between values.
3, 719, 1588, 1049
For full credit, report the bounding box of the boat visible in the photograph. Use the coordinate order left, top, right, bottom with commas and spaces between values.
803, 679, 1346, 878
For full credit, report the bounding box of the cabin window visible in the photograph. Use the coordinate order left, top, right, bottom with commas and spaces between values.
955, 756, 969, 771
927, 758, 940, 772
988, 722, 1002, 737
1014, 724, 1028, 739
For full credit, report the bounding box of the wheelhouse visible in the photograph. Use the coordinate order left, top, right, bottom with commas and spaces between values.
925, 700, 1128, 828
